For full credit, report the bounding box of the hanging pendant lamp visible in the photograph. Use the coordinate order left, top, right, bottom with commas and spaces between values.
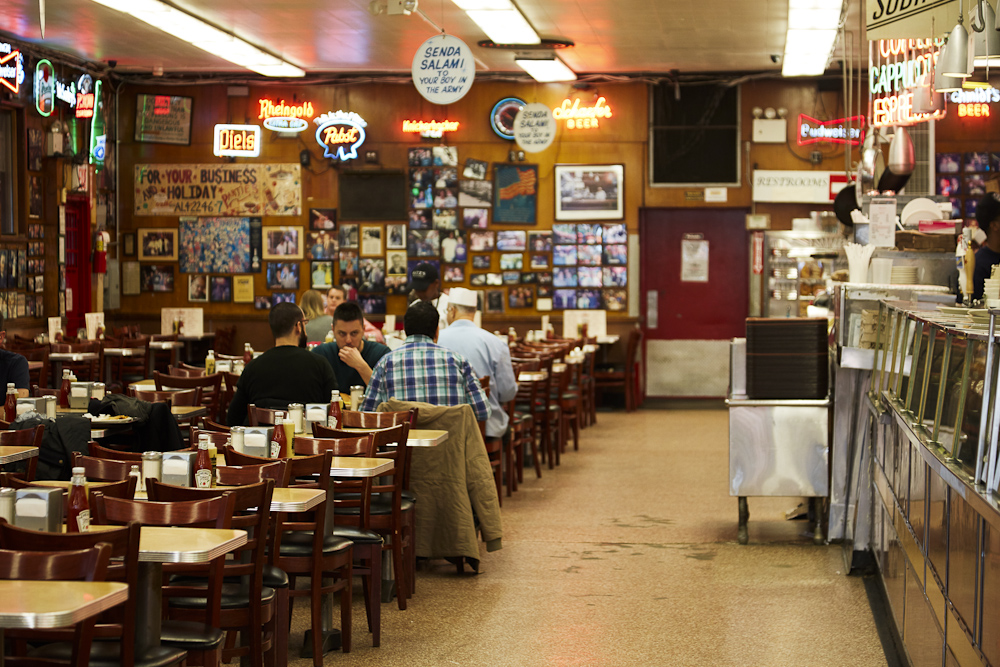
887, 127, 915, 176
935, 48, 965, 92
972, 0, 1000, 65
940, 0, 973, 77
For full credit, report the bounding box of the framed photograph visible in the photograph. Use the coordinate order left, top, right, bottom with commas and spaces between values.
554, 245, 578, 266
140, 264, 174, 292
520, 272, 538, 284
434, 188, 457, 208
308, 231, 338, 260
604, 266, 628, 287
554, 267, 578, 287
529, 231, 552, 252
577, 245, 602, 266
433, 209, 458, 230
472, 255, 491, 269
470, 274, 487, 286
188, 275, 208, 302
502, 270, 520, 285
463, 208, 489, 228
604, 288, 627, 311
965, 151, 992, 172
440, 230, 467, 263
496, 230, 526, 251
470, 231, 495, 252
459, 180, 493, 208
387, 224, 406, 249
966, 174, 987, 197
386, 275, 408, 294
360, 295, 387, 315
135, 94, 192, 145
530, 254, 549, 270
338, 224, 359, 249
262, 226, 304, 260
500, 253, 523, 270
936, 153, 961, 174
485, 289, 505, 314
604, 223, 628, 244
463, 158, 488, 180
408, 229, 440, 257
433, 146, 458, 166
409, 209, 432, 230
387, 250, 408, 276
339, 250, 358, 278
359, 258, 386, 293
409, 147, 433, 167
577, 223, 603, 244
486, 273, 503, 286
138, 228, 179, 261
179, 216, 262, 274
443, 264, 465, 282
493, 164, 538, 224
508, 286, 534, 309
271, 292, 296, 306
576, 289, 602, 309
937, 176, 960, 197
266, 262, 300, 290
123, 233, 136, 256
578, 266, 603, 287
233, 275, 254, 303
28, 128, 43, 172
361, 225, 383, 256
209, 276, 232, 302
254, 295, 271, 310
966, 198, 979, 218
554, 288, 576, 309
311, 261, 334, 289
29, 175, 42, 218
554, 164, 625, 221
553, 224, 576, 245
538, 285, 553, 298
309, 208, 337, 231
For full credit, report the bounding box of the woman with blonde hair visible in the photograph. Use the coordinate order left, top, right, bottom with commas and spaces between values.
301, 289, 333, 343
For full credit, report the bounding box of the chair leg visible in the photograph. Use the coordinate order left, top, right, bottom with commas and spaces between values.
339, 563, 352, 654
274, 585, 288, 667
529, 425, 542, 479
390, 534, 407, 611
367, 547, 382, 646
310, 575, 323, 667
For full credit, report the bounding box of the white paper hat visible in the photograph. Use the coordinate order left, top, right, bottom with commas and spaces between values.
448, 287, 479, 309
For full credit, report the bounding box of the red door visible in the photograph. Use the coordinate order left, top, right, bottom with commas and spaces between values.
639, 208, 749, 397
64, 196, 92, 332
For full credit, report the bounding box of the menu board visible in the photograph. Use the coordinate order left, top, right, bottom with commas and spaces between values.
135, 94, 193, 145
134, 164, 302, 216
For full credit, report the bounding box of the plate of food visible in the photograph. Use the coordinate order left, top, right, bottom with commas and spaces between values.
83, 414, 135, 425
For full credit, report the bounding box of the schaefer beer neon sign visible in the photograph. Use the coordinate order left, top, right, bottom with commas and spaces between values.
258, 98, 314, 133
314, 111, 367, 161
551, 96, 612, 130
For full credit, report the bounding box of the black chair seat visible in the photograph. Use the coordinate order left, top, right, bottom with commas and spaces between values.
335, 498, 414, 516
32, 641, 188, 667
278, 531, 354, 557
169, 582, 276, 610
402, 489, 417, 502
333, 525, 384, 545
160, 619, 226, 650
171, 564, 288, 590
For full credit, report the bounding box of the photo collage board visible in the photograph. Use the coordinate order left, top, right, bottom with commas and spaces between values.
936, 151, 998, 220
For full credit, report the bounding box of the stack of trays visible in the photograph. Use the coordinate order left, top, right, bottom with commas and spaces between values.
746, 318, 829, 399
890, 265, 918, 285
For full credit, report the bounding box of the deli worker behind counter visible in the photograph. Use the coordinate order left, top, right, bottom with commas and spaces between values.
973, 193, 1000, 301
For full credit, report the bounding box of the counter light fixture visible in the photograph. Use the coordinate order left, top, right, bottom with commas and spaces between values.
933, 51, 964, 92
781, 0, 842, 77
515, 54, 576, 82
88, 0, 305, 77
938, 0, 973, 78
452, 0, 540, 45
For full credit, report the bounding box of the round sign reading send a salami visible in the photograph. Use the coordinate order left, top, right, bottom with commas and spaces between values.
513, 103, 556, 153
411, 34, 475, 106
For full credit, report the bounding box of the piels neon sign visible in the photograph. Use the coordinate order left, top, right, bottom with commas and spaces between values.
214, 124, 261, 157
401, 119, 459, 138
258, 98, 314, 133
797, 115, 865, 146
314, 111, 367, 161
551, 96, 612, 130
0, 43, 24, 94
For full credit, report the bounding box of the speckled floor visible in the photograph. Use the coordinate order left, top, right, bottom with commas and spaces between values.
286, 407, 887, 667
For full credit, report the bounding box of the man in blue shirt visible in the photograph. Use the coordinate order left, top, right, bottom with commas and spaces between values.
0, 316, 29, 397
312, 302, 391, 389
437, 288, 518, 438
361, 301, 489, 421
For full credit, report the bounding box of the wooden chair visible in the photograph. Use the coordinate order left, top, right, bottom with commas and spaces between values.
154, 371, 223, 424
513, 362, 543, 479
51, 341, 101, 382
247, 404, 282, 426
189, 426, 231, 448
131, 387, 200, 406
147, 480, 277, 667
70, 454, 133, 482
87, 441, 144, 462
554, 362, 581, 453
216, 461, 289, 488
213, 326, 236, 357
0, 426, 43, 481
167, 365, 204, 378
151, 334, 179, 375
0, 542, 113, 667
32, 385, 59, 398
293, 434, 382, 646
106, 335, 152, 387
477, 377, 504, 505
219, 372, 240, 427
201, 418, 230, 432
19, 344, 50, 390
270, 450, 354, 664
594, 327, 643, 412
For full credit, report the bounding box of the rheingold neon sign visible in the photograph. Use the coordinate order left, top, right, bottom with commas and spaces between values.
314, 111, 367, 161
258, 98, 314, 133
0, 42, 24, 94
551, 96, 612, 130
797, 114, 866, 146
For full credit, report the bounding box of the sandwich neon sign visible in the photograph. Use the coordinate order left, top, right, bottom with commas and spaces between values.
213, 124, 261, 157
258, 98, 314, 133
797, 115, 865, 146
551, 96, 612, 130
401, 119, 460, 138
0, 43, 24, 94
314, 111, 367, 161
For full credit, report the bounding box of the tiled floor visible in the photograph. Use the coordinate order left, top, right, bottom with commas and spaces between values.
287, 407, 887, 666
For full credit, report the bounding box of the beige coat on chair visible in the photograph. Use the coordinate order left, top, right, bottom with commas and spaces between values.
380, 399, 503, 560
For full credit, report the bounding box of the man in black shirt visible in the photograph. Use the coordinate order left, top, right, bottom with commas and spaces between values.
0, 315, 29, 397
312, 302, 391, 389
226, 302, 337, 425
974, 193, 1000, 301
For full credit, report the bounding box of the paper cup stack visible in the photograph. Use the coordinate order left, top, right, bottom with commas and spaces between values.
983, 276, 1000, 307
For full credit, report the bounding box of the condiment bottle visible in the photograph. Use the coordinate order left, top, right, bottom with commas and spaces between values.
4, 383, 17, 422
128, 464, 141, 491
243, 342, 254, 364
325, 329, 335, 344
59, 369, 72, 408
328, 391, 342, 429
66, 466, 90, 533
195, 436, 213, 488
0, 487, 14, 524
205, 350, 216, 375
271, 415, 288, 458
230, 426, 246, 453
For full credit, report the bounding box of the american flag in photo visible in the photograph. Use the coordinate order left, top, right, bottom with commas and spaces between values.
498, 167, 536, 200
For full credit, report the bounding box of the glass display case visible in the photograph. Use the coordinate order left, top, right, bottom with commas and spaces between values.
763, 231, 846, 318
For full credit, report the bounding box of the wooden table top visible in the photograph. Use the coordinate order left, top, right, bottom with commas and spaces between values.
0, 581, 128, 629
135, 526, 246, 563
27, 361, 42, 371
0, 445, 39, 465
518, 371, 548, 382
329, 456, 394, 477
340, 427, 448, 447
49, 352, 99, 362
132, 486, 325, 513
150, 341, 184, 350
57, 405, 207, 419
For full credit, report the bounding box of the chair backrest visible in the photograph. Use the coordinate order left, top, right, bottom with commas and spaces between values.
201, 418, 230, 432
0, 543, 110, 582
132, 387, 200, 407
625, 327, 643, 381
213, 325, 236, 356
0, 426, 43, 481
221, 445, 273, 467
247, 404, 281, 426
87, 442, 144, 462
189, 426, 231, 448
269, 451, 333, 574
292, 433, 376, 528
340, 409, 417, 429
32, 385, 59, 398
71, 454, 134, 482
178, 363, 207, 376
216, 461, 290, 487
20, 345, 50, 389
92, 492, 230, 529
167, 365, 203, 378
154, 371, 222, 419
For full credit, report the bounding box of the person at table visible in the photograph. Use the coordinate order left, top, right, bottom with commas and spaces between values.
407, 261, 450, 329
301, 289, 333, 343
312, 302, 391, 389
0, 315, 29, 397
328, 285, 384, 343
974, 193, 1000, 300
361, 300, 489, 422
226, 302, 337, 425
437, 288, 517, 440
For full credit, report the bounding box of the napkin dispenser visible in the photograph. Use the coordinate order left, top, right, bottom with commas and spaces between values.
16, 397, 45, 416
68, 382, 93, 409
243, 427, 273, 458
304, 404, 328, 430
162, 451, 196, 487
14, 487, 63, 532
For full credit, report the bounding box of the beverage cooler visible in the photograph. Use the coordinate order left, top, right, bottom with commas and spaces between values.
764, 231, 847, 318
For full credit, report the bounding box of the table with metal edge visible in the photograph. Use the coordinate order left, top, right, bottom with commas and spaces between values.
518, 371, 549, 382
48, 352, 99, 384
0, 446, 38, 465
339, 427, 448, 447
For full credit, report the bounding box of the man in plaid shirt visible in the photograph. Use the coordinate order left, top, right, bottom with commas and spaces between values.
361, 300, 490, 421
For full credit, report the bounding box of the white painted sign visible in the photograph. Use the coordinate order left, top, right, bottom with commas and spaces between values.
513, 103, 555, 153
866, 0, 954, 40
752, 170, 841, 204
681, 239, 709, 282
705, 187, 727, 202
868, 197, 897, 248
411, 34, 475, 105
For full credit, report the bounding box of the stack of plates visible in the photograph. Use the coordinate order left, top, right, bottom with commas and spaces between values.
890, 266, 918, 284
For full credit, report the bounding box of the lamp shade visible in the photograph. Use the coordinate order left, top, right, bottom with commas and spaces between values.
912, 73, 945, 113
939, 22, 972, 77
887, 127, 915, 175
972, 0, 1000, 65
934, 49, 964, 92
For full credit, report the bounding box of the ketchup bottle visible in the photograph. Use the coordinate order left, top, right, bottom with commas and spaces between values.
59, 369, 72, 408
328, 391, 342, 429
4, 383, 16, 422
194, 436, 213, 488
243, 343, 254, 364
271, 416, 287, 458
67, 466, 90, 533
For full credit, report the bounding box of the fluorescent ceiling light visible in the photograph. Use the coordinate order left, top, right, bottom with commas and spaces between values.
788, 0, 841, 8
787, 7, 841, 29
466, 8, 540, 44
452, 0, 513, 9
782, 53, 832, 76
89, 0, 304, 77
515, 56, 576, 82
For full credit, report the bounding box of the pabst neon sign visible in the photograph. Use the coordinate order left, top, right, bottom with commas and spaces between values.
551, 96, 612, 130
314, 111, 367, 161
797, 115, 866, 146
0, 43, 24, 95
258, 98, 314, 133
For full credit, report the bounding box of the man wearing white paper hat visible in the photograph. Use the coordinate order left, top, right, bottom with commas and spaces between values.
437, 287, 518, 439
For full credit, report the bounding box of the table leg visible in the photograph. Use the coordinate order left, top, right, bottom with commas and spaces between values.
737, 496, 749, 545
104, 357, 114, 386
135, 561, 163, 656
51, 361, 64, 389
811, 497, 825, 546
311, 477, 342, 656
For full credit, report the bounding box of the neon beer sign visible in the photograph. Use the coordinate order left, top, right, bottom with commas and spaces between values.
797, 114, 865, 146
75, 75, 95, 119
314, 111, 367, 161
258, 98, 314, 132
951, 88, 999, 119
401, 119, 460, 138
0, 42, 24, 95
551, 96, 612, 129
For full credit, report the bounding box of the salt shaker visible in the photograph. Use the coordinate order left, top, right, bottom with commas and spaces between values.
287, 403, 304, 434
141, 451, 162, 486
231, 426, 246, 453
0, 487, 14, 523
